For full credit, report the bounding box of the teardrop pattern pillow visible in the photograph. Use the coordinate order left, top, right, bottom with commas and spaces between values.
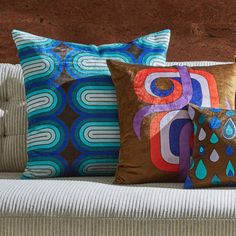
185, 104, 236, 188
12, 29, 171, 178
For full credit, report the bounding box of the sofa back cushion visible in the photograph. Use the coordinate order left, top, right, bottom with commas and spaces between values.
0, 64, 27, 171
0, 61, 233, 173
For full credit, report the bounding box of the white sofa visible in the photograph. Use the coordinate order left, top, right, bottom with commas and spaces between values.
0, 62, 235, 236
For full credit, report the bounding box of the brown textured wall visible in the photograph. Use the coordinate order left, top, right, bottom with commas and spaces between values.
0, 0, 236, 63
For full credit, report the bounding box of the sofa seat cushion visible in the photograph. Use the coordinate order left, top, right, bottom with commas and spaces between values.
0, 175, 236, 236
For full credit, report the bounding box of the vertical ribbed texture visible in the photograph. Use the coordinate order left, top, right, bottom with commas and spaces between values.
1, 179, 236, 236
1, 178, 236, 235
0, 64, 27, 171
0, 217, 236, 236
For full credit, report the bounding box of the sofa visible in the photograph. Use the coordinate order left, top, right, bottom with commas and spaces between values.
0, 62, 235, 236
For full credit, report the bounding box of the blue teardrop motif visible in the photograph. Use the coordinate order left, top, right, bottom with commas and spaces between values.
223, 118, 236, 140
184, 176, 194, 189
226, 145, 234, 156
209, 115, 221, 129
210, 133, 219, 144
226, 161, 235, 177
210, 108, 222, 113
199, 146, 205, 155
226, 110, 235, 117
195, 160, 207, 180
211, 174, 221, 185
198, 114, 206, 125
193, 122, 197, 135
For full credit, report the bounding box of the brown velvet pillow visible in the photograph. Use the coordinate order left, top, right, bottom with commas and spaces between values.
184, 104, 236, 188
107, 60, 236, 184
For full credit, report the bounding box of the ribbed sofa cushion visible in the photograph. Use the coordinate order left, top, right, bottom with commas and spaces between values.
0, 176, 236, 236
0, 64, 27, 171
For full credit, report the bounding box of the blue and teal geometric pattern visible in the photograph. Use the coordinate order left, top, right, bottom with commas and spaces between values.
12, 29, 171, 178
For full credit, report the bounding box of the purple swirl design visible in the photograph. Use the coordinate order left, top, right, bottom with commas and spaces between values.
133, 66, 193, 139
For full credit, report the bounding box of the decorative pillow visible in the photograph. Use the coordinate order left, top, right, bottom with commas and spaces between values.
12, 29, 171, 178
185, 104, 236, 189
107, 60, 236, 184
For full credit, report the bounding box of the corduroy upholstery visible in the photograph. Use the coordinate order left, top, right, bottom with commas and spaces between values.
1, 174, 236, 236
0, 64, 27, 171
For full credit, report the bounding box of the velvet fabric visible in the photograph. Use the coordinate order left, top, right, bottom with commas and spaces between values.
185, 104, 236, 188
107, 60, 236, 184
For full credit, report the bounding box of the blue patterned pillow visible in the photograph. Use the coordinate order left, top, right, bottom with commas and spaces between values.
12, 29, 171, 178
